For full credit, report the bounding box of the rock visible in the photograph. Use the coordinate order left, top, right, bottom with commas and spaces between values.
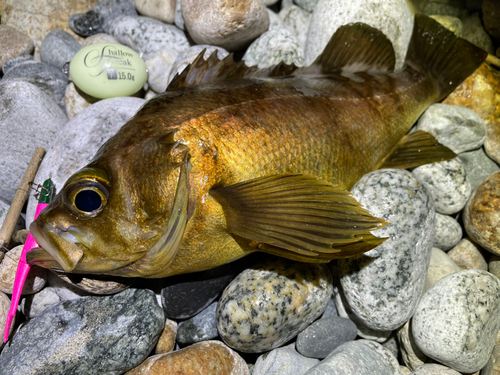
433, 213, 462, 251
40, 29, 81, 70
0, 25, 34, 69
68, 0, 138, 37
304, 339, 401, 375
490, 256, 500, 280
155, 318, 177, 354
428, 15, 462, 36
397, 319, 428, 371
0, 288, 165, 374
253, 343, 319, 375
243, 28, 304, 68
46, 271, 92, 301
400, 366, 411, 375
321, 298, 338, 318
0, 245, 47, 294
54, 272, 134, 295
305, 0, 413, 70
177, 301, 218, 345
20, 287, 61, 319
181, 0, 270, 51
447, 238, 488, 271
2, 61, 69, 109
217, 258, 332, 353
412, 269, 500, 373
0, 200, 9, 230
267, 9, 284, 30
174, 0, 185, 30
339, 169, 435, 331
483, 0, 500, 40
80, 33, 119, 47
25, 97, 145, 227
424, 248, 461, 293
0, 291, 13, 346
2, 54, 34, 75
422, 2, 465, 17
458, 148, 500, 191
106, 15, 189, 61
412, 158, 471, 215
136, 0, 176, 23
381, 334, 400, 362
461, 13, 495, 55
279, 5, 311, 48
410, 363, 462, 374
294, 0, 318, 12
125, 340, 250, 375
64, 81, 92, 119
295, 316, 357, 359
415, 104, 487, 154
146, 49, 178, 93
482, 344, 500, 375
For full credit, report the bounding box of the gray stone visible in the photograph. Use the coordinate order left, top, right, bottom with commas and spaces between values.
146, 49, 178, 93
424, 248, 461, 293
267, 9, 284, 31
217, 258, 333, 353
40, 29, 81, 70
381, 334, 400, 361
412, 269, 500, 373
411, 363, 461, 374
2, 54, 34, 75
339, 169, 435, 331
489, 255, 500, 280
0, 289, 165, 375
243, 28, 305, 68
0, 80, 67, 203
296, 316, 357, 359
253, 343, 319, 375
176, 301, 218, 345
294, 0, 318, 12
321, 298, 338, 318
2, 61, 69, 109
415, 104, 487, 154
423, 2, 466, 17
412, 158, 471, 215
25, 97, 145, 227
20, 287, 61, 319
81, 33, 120, 47
174, 0, 185, 30
462, 12, 495, 55
279, 5, 311, 49
105, 15, 190, 61
46, 271, 92, 301
458, 147, 500, 191
398, 319, 427, 371
64, 81, 92, 119
433, 213, 462, 251
482, 344, 500, 375
0, 200, 9, 229
0, 291, 13, 347
304, 339, 400, 375
305, 0, 413, 70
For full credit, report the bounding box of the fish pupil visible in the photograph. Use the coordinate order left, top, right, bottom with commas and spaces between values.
75, 189, 102, 213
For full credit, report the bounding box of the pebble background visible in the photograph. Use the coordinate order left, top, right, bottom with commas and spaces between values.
0, 0, 500, 374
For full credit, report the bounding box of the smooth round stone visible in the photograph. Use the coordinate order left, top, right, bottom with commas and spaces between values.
243, 28, 304, 69
339, 169, 435, 331
429, 15, 462, 36
25, 97, 145, 227
461, 12, 495, 54
106, 15, 190, 61
20, 287, 61, 319
412, 158, 471, 215
279, 5, 311, 49
447, 238, 488, 271
400, 366, 411, 375
321, 298, 338, 318
181, 0, 270, 51
295, 316, 357, 359
0, 25, 34, 69
458, 148, 500, 191
411, 363, 462, 375
305, 339, 401, 375
40, 29, 81, 70
412, 269, 500, 373
174, 0, 185, 30
463, 171, 500, 256
136, 0, 176, 23
146, 49, 178, 93
217, 258, 332, 353
294, 0, 318, 12
397, 319, 427, 371
381, 334, 400, 361
177, 301, 218, 345
81, 33, 119, 47
2, 54, 34, 75
433, 213, 462, 251
305, 0, 413, 70
64, 81, 92, 119
0, 289, 165, 374
155, 318, 177, 354
424, 248, 461, 293
253, 343, 319, 375
0, 291, 14, 345
0, 200, 9, 230
0, 245, 47, 295
125, 340, 250, 375
416, 104, 487, 154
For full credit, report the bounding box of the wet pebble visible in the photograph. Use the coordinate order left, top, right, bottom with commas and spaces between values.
136, 0, 176, 23
0, 25, 34, 69
415, 103, 486, 154
155, 318, 178, 354
411, 363, 462, 375
447, 238, 488, 270
295, 316, 357, 359
217, 258, 332, 353
177, 301, 218, 345
339, 169, 434, 331
433, 213, 462, 251
412, 269, 500, 373
463, 171, 500, 256
40, 29, 81, 70
412, 158, 471, 215
424, 248, 461, 293
397, 319, 427, 371
253, 343, 319, 375
279, 5, 312, 48
125, 340, 250, 375
458, 148, 500, 190
0, 288, 165, 374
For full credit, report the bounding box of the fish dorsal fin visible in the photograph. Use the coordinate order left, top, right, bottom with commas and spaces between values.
211, 174, 388, 263
298, 22, 395, 76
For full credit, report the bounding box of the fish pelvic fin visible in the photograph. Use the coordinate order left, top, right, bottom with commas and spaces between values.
210, 174, 388, 263
407, 14, 487, 100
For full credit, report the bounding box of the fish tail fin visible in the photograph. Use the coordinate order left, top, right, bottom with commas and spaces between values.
407, 14, 487, 100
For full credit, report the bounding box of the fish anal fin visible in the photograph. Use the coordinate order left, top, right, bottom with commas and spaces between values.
211, 174, 388, 262
378, 130, 457, 170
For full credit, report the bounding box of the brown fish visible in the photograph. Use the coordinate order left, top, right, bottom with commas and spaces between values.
28, 15, 486, 278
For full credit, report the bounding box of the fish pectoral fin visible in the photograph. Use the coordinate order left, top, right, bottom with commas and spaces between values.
211, 174, 388, 262
377, 130, 457, 170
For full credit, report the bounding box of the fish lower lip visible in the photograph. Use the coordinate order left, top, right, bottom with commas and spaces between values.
26, 247, 63, 270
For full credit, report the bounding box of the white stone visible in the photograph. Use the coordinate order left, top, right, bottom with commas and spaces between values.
447, 238, 488, 271
424, 247, 461, 293
146, 49, 178, 93
279, 5, 311, 49
136, 0, 176, 24
433, 213, 462, 251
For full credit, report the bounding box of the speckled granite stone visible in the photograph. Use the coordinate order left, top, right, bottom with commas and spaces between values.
253, 343, 319, 375
411, 363, 462, 374
412, 270, 500, 373
217, 258, 333, 353
447, 238, 488, 270
433, 213, 462, 251
0, 288, 165, 375
279, 5, 311, 48
304, 339, 400, 375
397, 319, 428, 371
424, 248, 461, 293
339, 169, 435, 331
412, 158, 471, 215
177, 301, 218, 345
458, 148, 500, 191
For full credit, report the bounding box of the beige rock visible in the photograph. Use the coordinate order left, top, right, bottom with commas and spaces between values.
80, 33, 119, 47
155, 318, 177, 354
447, 238, 488, 271
0, 25, 34, 68
490, 255, 500, 280
136, 0, 176, 23
182, 0, 270, 51
397, 319, 428, 371
65, 82, 92, 119
400, 365, 411, 375
429, 15, 462, 36
424, 248, 461, 293
0, 245, 47, 294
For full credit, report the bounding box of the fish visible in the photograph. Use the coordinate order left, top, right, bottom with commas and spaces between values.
28, 14, 486, 278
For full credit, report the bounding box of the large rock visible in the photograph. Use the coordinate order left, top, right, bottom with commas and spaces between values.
0, 25, 34, 69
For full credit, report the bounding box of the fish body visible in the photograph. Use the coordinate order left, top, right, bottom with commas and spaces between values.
29, 15, 486, 278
